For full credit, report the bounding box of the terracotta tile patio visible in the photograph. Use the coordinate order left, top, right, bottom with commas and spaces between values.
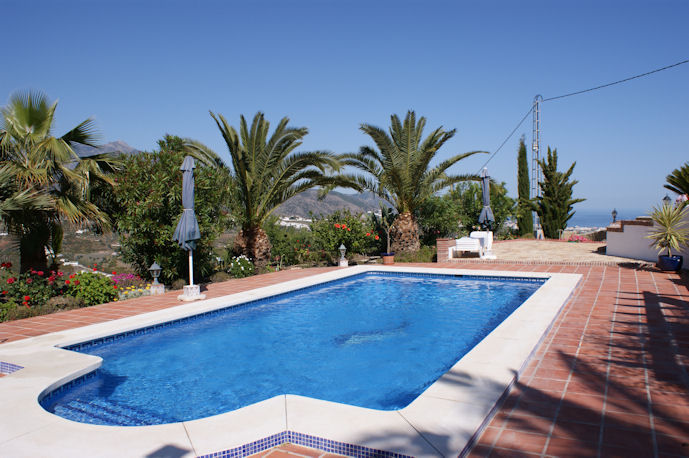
1, 261, 688, 457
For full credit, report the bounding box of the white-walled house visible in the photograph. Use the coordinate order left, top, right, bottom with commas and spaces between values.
606, 213, 689, 267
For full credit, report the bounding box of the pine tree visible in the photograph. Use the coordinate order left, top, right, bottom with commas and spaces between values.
516, 137, 533, 236
534, 147, 585, 239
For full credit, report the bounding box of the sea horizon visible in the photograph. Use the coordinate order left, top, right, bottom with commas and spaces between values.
566, 208, 648, 229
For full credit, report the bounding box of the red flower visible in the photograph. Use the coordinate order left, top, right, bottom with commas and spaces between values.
366, 232, 370, 236
65, 280, 70, 285
37, 271, 44, 276
23, 301, 30, 308
93, 263, 97, 267
57, 272, 64, 277
375, 235, 380, 240
93, 268, 97, 272
74, 280, 80, 285
69, 274, 75, 279
5, 262, 11, 268
347, 228, 351, 231
112, 271, 117, 275
334, 223, 340, 228
113, 285, 118, 289
1, 290, 6, 295
7, 278, 15, 284
26, 278, 32, 284
24, 295, 30, 301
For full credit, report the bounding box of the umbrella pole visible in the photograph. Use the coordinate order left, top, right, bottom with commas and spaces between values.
189, 250, 194, 286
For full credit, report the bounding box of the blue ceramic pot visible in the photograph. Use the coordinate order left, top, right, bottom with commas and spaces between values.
657, 255, 683, 271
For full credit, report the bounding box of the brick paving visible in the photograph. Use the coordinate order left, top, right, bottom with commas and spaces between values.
0, 266, 338, 344
1, 259, 688, 457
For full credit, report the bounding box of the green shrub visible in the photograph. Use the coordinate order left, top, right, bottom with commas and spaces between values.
228, 255, 254, 278
394, 246, 437, 263
416, 196, 461, 245
113, 135, 233, 284
65, 272, 118, 306
310, 210, 378, 262
262, 219, 321, 266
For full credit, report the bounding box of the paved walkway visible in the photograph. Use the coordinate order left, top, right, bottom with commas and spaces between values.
1, 258, 687, 457
481, 240, 650, 266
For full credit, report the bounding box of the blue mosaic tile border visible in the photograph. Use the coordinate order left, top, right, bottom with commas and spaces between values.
64, 270, 546, 353
39, 370, 100, 403
0, 361, 23, 374
197, 430, 414, 457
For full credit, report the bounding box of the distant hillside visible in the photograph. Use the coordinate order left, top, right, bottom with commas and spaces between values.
276, 190, 388, 217
71, 140, 141, 158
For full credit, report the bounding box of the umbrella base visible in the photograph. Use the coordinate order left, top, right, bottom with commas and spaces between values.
178, 285, 206, 301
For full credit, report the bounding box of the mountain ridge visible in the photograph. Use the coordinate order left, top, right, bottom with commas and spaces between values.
275, 189, 388, 217
71, 140, 141, 158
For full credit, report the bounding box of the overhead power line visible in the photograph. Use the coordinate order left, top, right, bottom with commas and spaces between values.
480, 58, 689, 171
477, 106, 533, 173
542, 59, 689, 102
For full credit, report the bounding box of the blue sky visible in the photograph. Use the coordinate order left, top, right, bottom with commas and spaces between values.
4, 0, 688, 213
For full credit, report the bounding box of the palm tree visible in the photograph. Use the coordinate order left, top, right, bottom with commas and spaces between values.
344, 111, 487, 252
210, 111, 358, 267
665, 162, 689, 197
0, 91, 120, 272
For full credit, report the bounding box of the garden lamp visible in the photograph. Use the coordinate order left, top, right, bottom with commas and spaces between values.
339, 243, 346, 261
612, 208, 617, 223
663, 194, 671, 206
149, 262, 162, 285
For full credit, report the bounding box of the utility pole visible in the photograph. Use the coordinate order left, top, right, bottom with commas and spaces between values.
531, 95, 543, 238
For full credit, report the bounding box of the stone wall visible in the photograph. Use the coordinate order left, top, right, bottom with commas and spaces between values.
436, 238, 455, 263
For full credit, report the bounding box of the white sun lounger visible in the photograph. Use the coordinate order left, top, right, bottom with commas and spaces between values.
449, 231, 495, 259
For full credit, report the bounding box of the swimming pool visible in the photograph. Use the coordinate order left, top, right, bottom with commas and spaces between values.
40, 272, 544, 426
0, 266, 581, 457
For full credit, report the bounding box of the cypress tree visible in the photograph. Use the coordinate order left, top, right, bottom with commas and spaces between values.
516, 137, 533, 235
534, 147, 585, 239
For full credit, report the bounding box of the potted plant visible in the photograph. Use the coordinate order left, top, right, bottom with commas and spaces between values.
646, 202, 688, 271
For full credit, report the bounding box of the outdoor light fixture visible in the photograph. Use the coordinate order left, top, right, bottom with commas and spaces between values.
663, 194, 672, 205
338, 243, 348, 267
612, 208, 617, 223
149, 262, 162, 285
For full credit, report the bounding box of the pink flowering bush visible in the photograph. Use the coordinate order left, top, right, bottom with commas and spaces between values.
567, 234, 590, 243
111, 272, 146, 289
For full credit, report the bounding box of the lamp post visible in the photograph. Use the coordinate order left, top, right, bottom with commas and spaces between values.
612, 208, 618, 223
663, 194, 672, 206
338, 243, 348, 267
148, 262, 165, 295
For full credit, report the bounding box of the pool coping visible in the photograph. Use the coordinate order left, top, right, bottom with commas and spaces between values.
0, 265, 581, 457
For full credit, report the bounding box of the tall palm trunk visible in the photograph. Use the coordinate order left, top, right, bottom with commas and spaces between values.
391, 211, 420, 253
18, 221, 51, 273
234, 226, 272, 268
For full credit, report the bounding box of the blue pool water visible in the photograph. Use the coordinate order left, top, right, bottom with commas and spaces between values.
41, 272, 544, 426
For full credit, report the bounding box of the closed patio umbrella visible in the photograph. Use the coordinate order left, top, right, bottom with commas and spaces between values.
173, 156, 201, 286
478, 167, 495, 230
